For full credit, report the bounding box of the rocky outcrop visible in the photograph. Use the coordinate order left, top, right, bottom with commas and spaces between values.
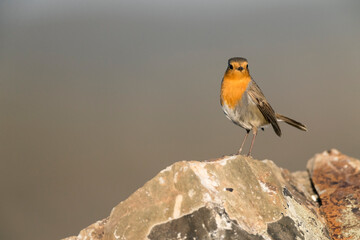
64, 150, 360, 240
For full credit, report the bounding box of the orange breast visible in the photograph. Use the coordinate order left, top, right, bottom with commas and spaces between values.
221, 73, 251, 109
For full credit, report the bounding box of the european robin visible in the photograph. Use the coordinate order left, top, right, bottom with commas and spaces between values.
220, 57, 307, 156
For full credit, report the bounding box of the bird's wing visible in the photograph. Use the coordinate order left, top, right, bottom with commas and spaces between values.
247, 80, 281, 136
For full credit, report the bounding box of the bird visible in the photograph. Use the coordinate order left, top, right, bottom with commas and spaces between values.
220, 57, 307, 156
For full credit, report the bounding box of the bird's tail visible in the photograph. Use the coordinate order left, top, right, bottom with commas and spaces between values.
276, 114, 307, 131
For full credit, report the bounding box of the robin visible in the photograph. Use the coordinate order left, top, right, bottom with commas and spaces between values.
220, 57, 307, 156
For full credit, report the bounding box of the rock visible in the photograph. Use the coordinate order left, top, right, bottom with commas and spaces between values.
291, 171, 317, 200
68, 151, 360, 240
65, 155, 330, 240
307, 149, 360, 240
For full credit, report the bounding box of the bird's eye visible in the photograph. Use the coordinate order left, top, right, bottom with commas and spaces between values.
238, 66, 244, 71
246, 64, 248, 69
229, 64, 233, 69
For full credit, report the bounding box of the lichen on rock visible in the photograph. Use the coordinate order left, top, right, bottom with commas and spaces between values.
307, 149, 360, 240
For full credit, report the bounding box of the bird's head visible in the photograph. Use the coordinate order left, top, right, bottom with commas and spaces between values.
225, 57, 250, 78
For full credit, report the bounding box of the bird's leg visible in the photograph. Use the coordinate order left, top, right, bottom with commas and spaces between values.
247, 128, 258, 157
237, 129, 250, 155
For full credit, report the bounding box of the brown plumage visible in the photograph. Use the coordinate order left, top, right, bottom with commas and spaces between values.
220, 57, 307, 156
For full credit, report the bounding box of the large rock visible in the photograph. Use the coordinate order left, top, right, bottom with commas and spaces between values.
106, 156, 330, 240
307, 149, 360, 240
65, 154, 334, 240
65, 150, 360, 239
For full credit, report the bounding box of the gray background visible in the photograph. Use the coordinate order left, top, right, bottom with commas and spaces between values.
1, 1, 359, 239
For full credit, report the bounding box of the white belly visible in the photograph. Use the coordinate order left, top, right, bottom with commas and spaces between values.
222, 93, 269, 130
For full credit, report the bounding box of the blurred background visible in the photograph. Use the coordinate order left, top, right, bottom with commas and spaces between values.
1, 0, 359, 239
